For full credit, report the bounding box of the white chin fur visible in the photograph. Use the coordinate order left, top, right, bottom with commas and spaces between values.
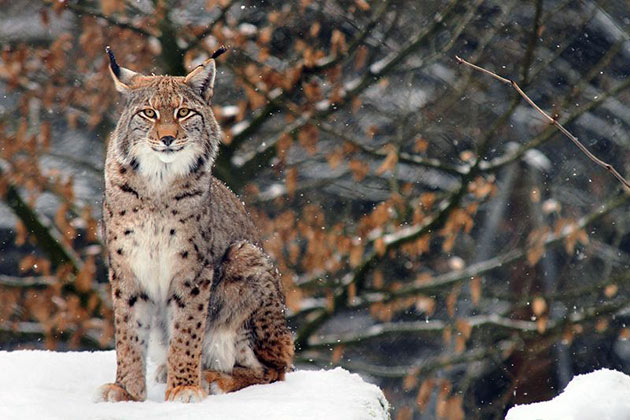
157, 152, 178, 163
130, 143, 203, 190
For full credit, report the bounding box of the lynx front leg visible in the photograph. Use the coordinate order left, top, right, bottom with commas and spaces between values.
164, 266, 213, 403
97, 267, 153, 402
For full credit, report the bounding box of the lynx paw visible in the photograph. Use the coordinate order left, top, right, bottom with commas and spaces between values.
203, 371, 230, 394
95, 383, 136, 402
165, 385, 207, 403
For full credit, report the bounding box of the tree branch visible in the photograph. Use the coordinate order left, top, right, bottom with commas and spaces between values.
64, 3, 153, 37
456, 55, 630, 190
0, 275, 56, 289
2, 181, 82, 271
297, 340, 516, 378
370, 192, 628, 302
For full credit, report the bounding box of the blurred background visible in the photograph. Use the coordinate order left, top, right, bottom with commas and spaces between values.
3, 0, 630, 418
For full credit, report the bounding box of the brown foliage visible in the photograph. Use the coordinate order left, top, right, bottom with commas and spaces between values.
2, 1, 630, 418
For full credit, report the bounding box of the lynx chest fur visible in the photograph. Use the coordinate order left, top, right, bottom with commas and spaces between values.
97, 47, 293, 404
103, 165, 249, 303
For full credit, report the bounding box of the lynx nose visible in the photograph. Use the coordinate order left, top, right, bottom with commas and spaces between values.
160, 136, 175, 147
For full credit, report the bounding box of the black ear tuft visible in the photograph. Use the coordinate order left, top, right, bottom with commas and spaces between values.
106, 46, 139, 93
211, 45, 228, 60
105, 46, 121, 78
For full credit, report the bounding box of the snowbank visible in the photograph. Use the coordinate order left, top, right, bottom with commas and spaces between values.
0, 350, 389, 420
506, 369, 630, 420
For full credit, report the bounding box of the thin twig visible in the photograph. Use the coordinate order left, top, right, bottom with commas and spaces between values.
455, 55, 630, 190
65, 4, 153, 37
0, 275, 56, 289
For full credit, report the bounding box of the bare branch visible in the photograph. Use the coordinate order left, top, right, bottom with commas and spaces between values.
184, 0, 237, 52
456, 55, 630, 190
0, 322, 105, 349
297, 340, 516, 378
64, 4, 153, 37
369, 192, 628, 302
0, 275, 56, 289
2, 180, 83, 271
292, 191, 628, 322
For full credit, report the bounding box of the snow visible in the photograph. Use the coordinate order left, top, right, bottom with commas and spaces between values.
0, 350, 389, 420
506, 369, 630, 420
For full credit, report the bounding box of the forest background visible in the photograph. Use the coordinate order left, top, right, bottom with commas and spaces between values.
3, 0, 630, 418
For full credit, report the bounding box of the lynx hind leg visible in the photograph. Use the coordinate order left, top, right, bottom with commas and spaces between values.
204, 241, 294, 394
203, 366, 284, 395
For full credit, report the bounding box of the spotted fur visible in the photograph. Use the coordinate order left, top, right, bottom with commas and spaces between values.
96, 49, 293, 404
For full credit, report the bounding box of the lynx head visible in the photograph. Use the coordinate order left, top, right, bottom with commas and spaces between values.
107, 46, 226, 187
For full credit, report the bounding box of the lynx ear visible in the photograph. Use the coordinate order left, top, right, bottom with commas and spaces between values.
106, 46, 139, 93
184, 46, 227, 102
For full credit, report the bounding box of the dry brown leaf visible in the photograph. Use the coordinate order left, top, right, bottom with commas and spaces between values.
285, 167, 298, 198
374, 237, 386, 256
442, 326, 452, 345
376, 148, 398, 175
455, 318, 472, 340
454, 335, 466, 353
446, 286, 460, 318
332, 345, 345, 363
100, 0, 124, 16
330, 29, 347, 56
403, 368, 419, 391
416, 296, 436, 316
562, 328, 574, 345
526, 227, 549, 266
19, 255, 37, 273
536, 317, 547, 334
420, 192, 435, 210
459, 150, 474, 162
347, 282, 356, 304
349, 159, 370, 181
444, 396, 465, 420
416, 378, 434, 412
325, 289, 334, 312
565, 225, 589, 255
309, 22, 321, 37
298, 124, 319, 154
326, 147, 344, 170
414, 138, 429, 153
470, 276, 481, 306
532, 297, 547, 317
349, 243, 364, 267
351, 97, 363, 113
436, 380, 452, 417
258, 26, 273, 44
396, 406, 413, 420
596, 318, 609, 333
14, 220, 27, 246
354, 45, 368, 70
354, 0, 370, 10
372, 270, 384, 289
604, 284, 618, 298
530, 187, 541, 203
76, 256, 96, 293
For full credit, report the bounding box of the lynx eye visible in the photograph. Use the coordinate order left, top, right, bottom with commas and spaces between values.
176, 108, 191, 119
140, 108, 157, 119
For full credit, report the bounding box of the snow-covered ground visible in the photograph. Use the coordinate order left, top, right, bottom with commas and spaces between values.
0, 350, 389, 420
506, 369, 630, 420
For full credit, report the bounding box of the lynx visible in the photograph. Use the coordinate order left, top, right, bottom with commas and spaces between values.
96, 47, 294, 403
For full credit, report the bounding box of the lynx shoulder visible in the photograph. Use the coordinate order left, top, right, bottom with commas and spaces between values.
96, 47, 293, 404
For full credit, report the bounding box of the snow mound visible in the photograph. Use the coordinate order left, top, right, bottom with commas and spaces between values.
0, 350, 389, 420
506, 369, 630, 420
